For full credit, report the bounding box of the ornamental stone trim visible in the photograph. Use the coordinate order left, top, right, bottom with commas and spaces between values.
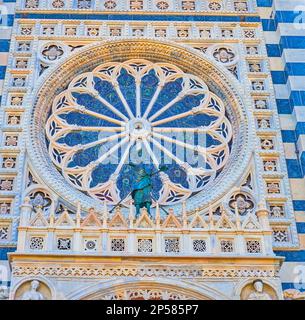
12, 264, 279, 279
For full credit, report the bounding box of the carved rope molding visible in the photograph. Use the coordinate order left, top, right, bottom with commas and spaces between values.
25, 38, 253, 213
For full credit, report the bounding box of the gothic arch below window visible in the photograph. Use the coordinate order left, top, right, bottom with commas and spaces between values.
67, 279, 230, 300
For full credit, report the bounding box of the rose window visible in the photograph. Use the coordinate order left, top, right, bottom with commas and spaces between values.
46, 59, 233, 206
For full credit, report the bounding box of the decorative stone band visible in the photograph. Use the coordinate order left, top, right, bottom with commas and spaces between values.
9, 255, 283, 279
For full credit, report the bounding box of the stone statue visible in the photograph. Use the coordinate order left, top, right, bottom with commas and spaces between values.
21, 280, 45, 300
0, 286, 9, 300
131, 165, 153, 218
247, 280, 272, 300
129, 163, 167, 218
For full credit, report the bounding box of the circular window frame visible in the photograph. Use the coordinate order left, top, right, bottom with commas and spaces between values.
26, 39, 254, 213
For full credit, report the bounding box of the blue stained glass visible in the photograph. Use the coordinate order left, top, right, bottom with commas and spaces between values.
205, 134, 222, 147
116, 163, 163, 200
150, 172, 163, 200
117, 68, 136, 116
116, 164, 134, 200
68, 145, 100, 168
178, 113, 216, 128
147, 78, 183, 118
165, 164, 189, 188
90, 163, 117, 188
154, 94, 205, 122
58, 131, 99, 147
72, 92, 121, 123
141, 70, 159, 113
60, 112, 107, 127
156, 106, 216, 129
94, 77, 130, 118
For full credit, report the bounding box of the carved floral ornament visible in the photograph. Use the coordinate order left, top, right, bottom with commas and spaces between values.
40, 42, 67, 64
27, 39, 251, 212
206, 45, 239, 67
228, 192, 255, 215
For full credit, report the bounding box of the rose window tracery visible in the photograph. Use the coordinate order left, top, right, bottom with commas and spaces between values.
45, 59, 233, 206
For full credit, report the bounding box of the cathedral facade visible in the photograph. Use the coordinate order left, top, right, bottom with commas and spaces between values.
0, 0, 305, 300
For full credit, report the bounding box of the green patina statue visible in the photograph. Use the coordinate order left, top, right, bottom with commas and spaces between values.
131, 166, 153, 217
129, 163, 167, 218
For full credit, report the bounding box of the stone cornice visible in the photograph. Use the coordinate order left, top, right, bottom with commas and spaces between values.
9, 252, 283, 279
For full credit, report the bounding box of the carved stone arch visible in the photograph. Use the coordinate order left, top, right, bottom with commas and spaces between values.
23, 162, 58, 205
24, 184, 55, 201
26, 38, 254, 213
67, 278, 231, 300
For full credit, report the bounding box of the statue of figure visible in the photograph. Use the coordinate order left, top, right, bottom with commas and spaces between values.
0, 286, 9, 300
128, 163, 167, 218
247, 280, 272, 300
130, 165, 153, 218
21, 280, 45, 300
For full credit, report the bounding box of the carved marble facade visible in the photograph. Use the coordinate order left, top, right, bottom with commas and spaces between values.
0, 0, 299, 300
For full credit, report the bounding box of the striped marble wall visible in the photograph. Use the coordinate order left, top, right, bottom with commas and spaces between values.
0, 0, 16, 288
0, 0, 305, 296
257, 0, 305, 293
0, 0, 15, 104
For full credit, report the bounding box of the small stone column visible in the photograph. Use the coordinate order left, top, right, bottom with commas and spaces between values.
208, 206, 217, 255
129, 200, 134, 229
256, 201, 273, 255
101, 202, 109, 252
256, 201, 271, 231
19, 197, 32, 226
73, 206, 84, 252
155, 203, 162, 254
235, 206, 245, 255
17, 197, 33, 251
